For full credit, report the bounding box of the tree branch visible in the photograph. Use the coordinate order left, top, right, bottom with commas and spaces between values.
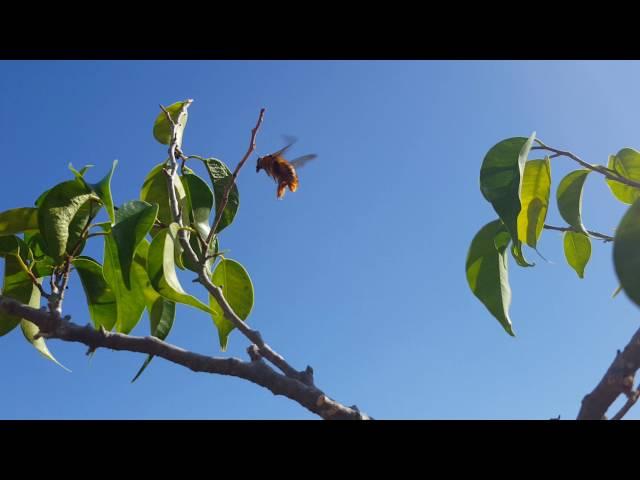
577, 327, 640, 419
543, 224, 614, 243
532, 139, 640, 190
0, 295, 370, 420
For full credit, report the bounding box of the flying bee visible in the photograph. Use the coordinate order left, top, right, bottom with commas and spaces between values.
256, 136, 317, 199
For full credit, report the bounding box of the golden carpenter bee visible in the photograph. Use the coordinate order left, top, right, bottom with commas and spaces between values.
256, 136, 317, 199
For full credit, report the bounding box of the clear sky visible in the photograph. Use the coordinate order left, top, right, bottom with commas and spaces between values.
1, 60, 639, 419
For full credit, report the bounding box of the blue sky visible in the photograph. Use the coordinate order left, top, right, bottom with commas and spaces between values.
1, 60, 639, 419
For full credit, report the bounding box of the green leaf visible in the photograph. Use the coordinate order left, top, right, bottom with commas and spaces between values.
88, 160, 118, 225
153, 100, 192, 148
111, 200, 158, 288
68, 163, 94, 179
606, 149, 640, 204
480, 134, 535, 268
131, 296, 175, 383
613, 199, 640, 308
37, 179, 97, 261
465, 220, 514, 337
130, 240, 176, 382
209, 258, 255, 350
140, 162, 188, 228
557, 170, 590, 234
20, 282, 69, 371
147, 224, 212, 314
203, 158, 239, 233
73, 256, 117, 330
24, 232, 55, 278
0, 235, 21, 258
182, 169, 214, 240
0, 254, 35, 336
102, 204, 157, 334
517, 158, 551, 248
563, 231, 591, 279
0, 208, 39, 235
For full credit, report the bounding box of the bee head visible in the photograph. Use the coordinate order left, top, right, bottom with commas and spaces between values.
256, 157, 262, 173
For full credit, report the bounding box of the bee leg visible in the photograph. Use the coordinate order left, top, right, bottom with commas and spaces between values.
277, 183, 287, 199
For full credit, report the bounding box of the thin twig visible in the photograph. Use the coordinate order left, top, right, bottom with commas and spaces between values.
543, 224, 614, 243
532, 139, 640, 190
206, 108, 266, 249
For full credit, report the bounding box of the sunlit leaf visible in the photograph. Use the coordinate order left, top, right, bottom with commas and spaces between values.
517, 158, 551, 248
557, 169, 590, 234
140, 162, 188, 229
147, 224, 212, 314
606, 149, 640, 204
0, 208, 38, 236
0, 238, 33, 336
563, 231, 591, 279
130, 240, 176, 382
153, 100, 192, 148
20, 281, 69, 371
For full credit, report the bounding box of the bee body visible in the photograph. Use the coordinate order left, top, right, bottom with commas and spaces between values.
256, 154, 299, 199
256, 138, 316, 199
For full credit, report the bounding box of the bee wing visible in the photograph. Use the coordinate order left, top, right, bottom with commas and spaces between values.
272, 135, 298, 157
290, 154, 318, 169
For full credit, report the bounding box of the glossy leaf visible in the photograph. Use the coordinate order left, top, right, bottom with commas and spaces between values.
131, 297, 175, 383
88, 160, 118, 225
153, 100, 191, 148
563, 231, 591, 279
465, 220, 514, 336
25, 232, 55, 278
182, 169, 214, 240
73, 256, 117, 330
517, 158, 551, 248
37, 179, 97, 261
0, 254, 35, 336
479, 134, 535, 267
606, 149, 640, 204
130, 240, 176, 382
613, 199, 640, 307
102, 206, 156, 334
0, 208, 38, 235
140, 162, 188, 228
111, 200, 158, 288
557, 170, 590, 234
203, 158, 239, 233
20, 282, 69, 371
0, 235, 21, 258
147, 224, 212, 314
209, 258, 255, 350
